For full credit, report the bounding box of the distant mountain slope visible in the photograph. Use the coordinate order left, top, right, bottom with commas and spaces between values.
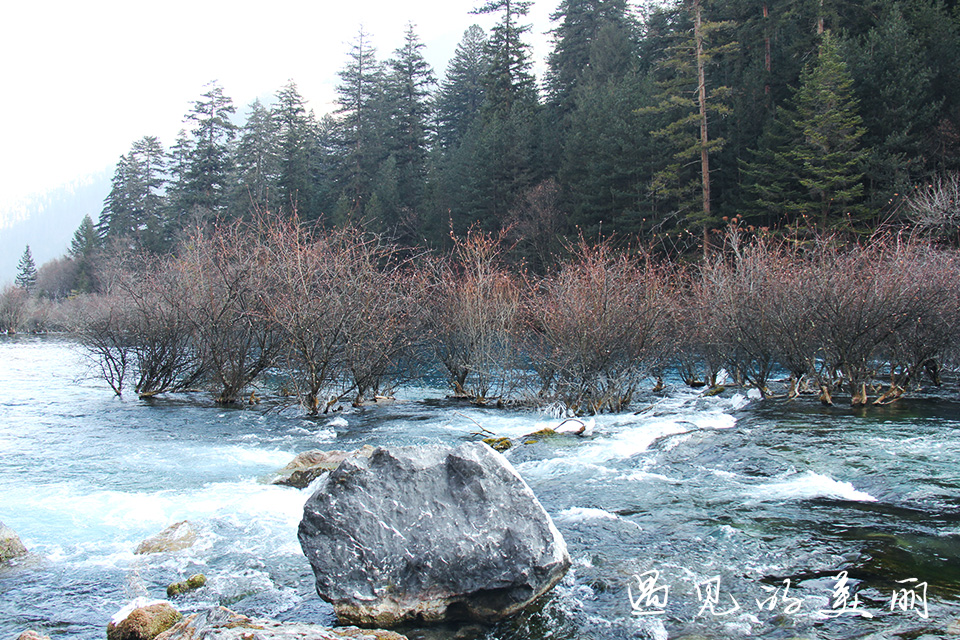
0, 171, 111, 286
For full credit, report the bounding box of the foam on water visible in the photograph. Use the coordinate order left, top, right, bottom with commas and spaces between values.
514, 457, 616, 480
751, 471, 878, 503
198, 444, 298, 468
6, 472, 308, 566
557, 507, 619, 522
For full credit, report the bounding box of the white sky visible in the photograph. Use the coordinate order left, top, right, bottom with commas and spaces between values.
0, 0, 557, 218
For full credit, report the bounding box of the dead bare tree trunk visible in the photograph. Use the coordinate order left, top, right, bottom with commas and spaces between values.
694, 0, 712, 259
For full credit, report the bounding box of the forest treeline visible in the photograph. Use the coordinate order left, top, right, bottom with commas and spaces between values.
20, 0, 960, 293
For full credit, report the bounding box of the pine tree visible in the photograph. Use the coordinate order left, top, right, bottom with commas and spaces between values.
435, 25, 489, 150
98, 154, 138, 242
334, 28, 388, 221
165, 129, 193, 227
98, 136, 167, 252
546, 0, 635, 117
182, 81, 237, 220
232, 98, 280, 218
846, 5, 939, 204
459, 102, 542, 231
472, 0, 537, 114
545, 0, 638, 178
15, 246, 37, 292
274, 81, 320, 218
562, 70, 657, 238
786, 31, 868, 228
383, 24, 436, 234
640, 0, 737, 253
69, 215, 100, 293
131, 136, 167, 252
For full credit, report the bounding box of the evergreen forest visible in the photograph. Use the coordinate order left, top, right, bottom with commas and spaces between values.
85, 0, 960, 262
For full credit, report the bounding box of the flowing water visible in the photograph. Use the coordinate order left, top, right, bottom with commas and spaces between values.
2, 335, 960, 639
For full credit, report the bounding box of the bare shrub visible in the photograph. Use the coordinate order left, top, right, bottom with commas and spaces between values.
333, 228, 425, 405
907, 173, 960, 243
174, 221, 284, 404
763, 244, 823, 398
425, 228, 522, 401
261, 218, 347, 414
73, 253, 202, 397
873, 242, 960, 402
524, 239, 674, 414
803, 237, 919, 405
263, 219, 427, 412
35, 256, 79, 300
506, 179, 566, 273
74, 291, 134, 396
705, 230, 807, 395
0, 286, 30, 333
671, 267, 726, 388
122, 254, 204, 397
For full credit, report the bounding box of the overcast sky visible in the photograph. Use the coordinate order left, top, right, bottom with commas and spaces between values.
0, 0, 557, 220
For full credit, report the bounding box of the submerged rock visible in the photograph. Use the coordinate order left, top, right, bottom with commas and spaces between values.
166, 573, 207, 597
134, 521, 198, 555
481, 436, 512, 452
16, 631, 50, 640
154, 606, 407, 640
107, 598, 181, 640
0, 521, 28, 562
272, 446, 376, 489
298, 442, 570, 627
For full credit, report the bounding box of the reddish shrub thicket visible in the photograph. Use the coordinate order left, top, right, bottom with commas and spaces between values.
70, 219, 960, 411
523, 239, 674, 414
698, 231, 960, 405
423, 228, 522, 402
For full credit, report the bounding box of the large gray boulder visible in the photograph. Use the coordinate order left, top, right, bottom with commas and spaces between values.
298, 442, 570, 627
154, 606, 408, 640
0, 522, 28, 562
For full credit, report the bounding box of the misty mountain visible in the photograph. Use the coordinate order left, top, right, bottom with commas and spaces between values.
0, 171, 111, 286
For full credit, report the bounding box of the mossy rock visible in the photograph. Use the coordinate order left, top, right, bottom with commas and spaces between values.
167, 573, 207, 597
0, 522, 28, 562
482, 437, 512, 452
703, 385, 726, 397
523, 428, 559, 441
106, 602, 181, 640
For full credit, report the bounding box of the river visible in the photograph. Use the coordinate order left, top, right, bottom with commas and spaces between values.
1, 335, 959, 639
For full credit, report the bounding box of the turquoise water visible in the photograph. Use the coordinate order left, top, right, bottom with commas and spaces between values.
2, 335, 959, 639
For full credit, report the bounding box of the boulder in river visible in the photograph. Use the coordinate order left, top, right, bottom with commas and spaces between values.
134, 521, 197, 555
16, 631, 50, 640
107, 598, 181, 640
298, 442, 571, 627
0, 521, 28, 562
154, 606, 408, 640
272, 445, 375, 489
